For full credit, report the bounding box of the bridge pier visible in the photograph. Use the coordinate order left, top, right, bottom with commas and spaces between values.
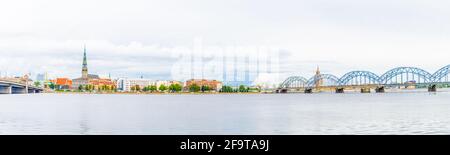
335, 88, 344, 93
12, 86, 28, 94
29, 88, 36, 94
280, 89, 288, 93
428, 84, 437, 92
375, 86, 385, 93
361, 88, 371, 93
0, 85, 12, 94
304, 88, 313, 94
276, 89, 288, 93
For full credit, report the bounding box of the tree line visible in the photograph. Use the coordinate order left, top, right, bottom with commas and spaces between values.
46, 82, 261, 93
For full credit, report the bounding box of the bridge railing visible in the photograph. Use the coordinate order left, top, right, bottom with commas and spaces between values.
0, 79, 43, 89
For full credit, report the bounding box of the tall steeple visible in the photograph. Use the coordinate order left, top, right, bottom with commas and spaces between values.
82, 45, 88, 78
315, 66, 320, 75
315, 66, 323, 88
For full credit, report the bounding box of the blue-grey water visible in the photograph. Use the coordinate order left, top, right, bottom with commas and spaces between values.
1, 91, 450, 135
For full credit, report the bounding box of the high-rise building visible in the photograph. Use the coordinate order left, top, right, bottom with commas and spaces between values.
36, 73, 47, 82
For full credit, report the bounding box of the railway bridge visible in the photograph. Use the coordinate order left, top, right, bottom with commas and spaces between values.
277, 65, 450, 93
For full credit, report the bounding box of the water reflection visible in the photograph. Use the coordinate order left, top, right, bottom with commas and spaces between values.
0, 91, 449, 135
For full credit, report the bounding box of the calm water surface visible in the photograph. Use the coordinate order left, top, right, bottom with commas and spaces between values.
1, 91, 450, 135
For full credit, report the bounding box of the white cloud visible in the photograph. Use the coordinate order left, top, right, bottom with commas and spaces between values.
0, 0, 450, 82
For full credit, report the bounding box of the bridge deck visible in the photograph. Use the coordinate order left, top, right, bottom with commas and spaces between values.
0, 80, 44, 94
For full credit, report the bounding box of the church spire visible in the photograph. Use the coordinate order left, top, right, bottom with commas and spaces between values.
82, 45, 88, 78
314, 66, 323, 88
315, 66, 320, 75
83, 45, 87, 66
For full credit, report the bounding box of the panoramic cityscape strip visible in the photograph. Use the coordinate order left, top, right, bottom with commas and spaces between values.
0, 46, 449, 94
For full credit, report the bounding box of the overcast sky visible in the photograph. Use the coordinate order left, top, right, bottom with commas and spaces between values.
1, 0, 449, 80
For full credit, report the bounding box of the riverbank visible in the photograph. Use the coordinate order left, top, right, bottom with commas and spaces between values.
40, 88, 450, 95
45, 91, 270, 95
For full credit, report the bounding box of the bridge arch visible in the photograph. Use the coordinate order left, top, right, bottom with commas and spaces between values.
338, 71, 380, 86
306, 74, 340, 87
432, 65, 450, 83
279, 76, 308, 88
379, 67, 432, 84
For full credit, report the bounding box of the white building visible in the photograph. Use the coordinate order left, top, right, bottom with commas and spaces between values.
116, 78, 183, 92
116, 78, 155, 92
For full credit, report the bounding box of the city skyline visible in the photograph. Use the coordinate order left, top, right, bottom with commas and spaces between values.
1, 0, 450, 81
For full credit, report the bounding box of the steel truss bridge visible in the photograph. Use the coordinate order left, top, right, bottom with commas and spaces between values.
278, 65, 450, 93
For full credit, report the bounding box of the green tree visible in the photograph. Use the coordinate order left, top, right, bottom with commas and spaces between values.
49, 82, 56, 90
149, 85, 157, 92
239, 85, 247, 92
84, 85, 91, 91
220, 85, 234, 93
159, 85, 167, 92
189, 84, 201, 92
169, 84, 182, 93
143, 86, 149, 92
111, 85, 117, 92
131, 85, 141, 92
78, 85, 84, 91
84, 85, 88, 91
136, 85, 141, 92
175, 84, 183, 92
168, 84, 175, 92
201, 85, 210, 92
34, 81, 41, 87
105, 85, 111, 91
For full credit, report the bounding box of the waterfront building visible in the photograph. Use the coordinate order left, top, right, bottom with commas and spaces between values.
72, 46, 101, 89
405, 80, 417, 89
155, 80, 183, 89
55, 78, 73, 90
116, 78, 183, 92
155, 80, 170, 88
116, 78, 154, 92
252, 73, 280, 89
89, 78, 116, 90
185, 79, 223, 91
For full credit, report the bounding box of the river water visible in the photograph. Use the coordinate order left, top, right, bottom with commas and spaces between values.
1, 91, 450, 135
